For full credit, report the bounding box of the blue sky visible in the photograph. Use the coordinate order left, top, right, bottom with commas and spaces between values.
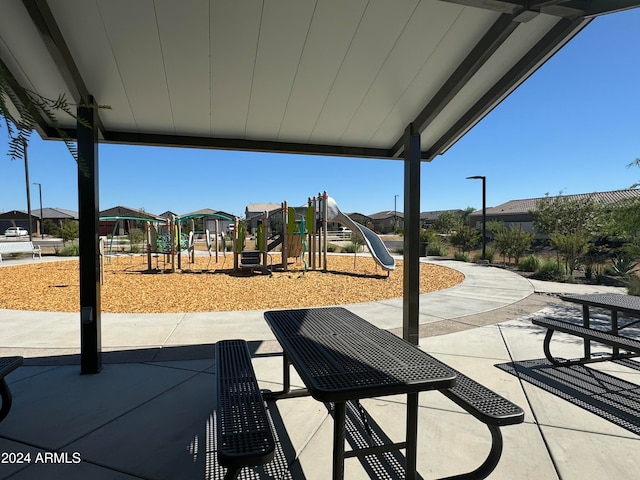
1, 8, 639, 219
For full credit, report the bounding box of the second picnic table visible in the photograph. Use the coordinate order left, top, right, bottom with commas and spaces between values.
560, 293, 640, 359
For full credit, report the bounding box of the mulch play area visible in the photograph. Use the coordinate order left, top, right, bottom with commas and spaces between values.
1, 255, 464, 313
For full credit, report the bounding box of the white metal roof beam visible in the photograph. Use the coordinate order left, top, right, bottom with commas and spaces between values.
423, 16, 588, 160
0, 56, 57, 137
440, 0, 640, 19
390, 12, 519, 159
21, 0, 107, 138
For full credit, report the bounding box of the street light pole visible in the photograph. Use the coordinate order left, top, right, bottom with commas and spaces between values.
394, 194, 399, 232
33, 182, 43, 237
466, 176, 486, 260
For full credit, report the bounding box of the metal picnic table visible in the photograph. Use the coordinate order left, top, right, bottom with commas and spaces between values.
263, 306, 457, 480
560, 293, 640, 359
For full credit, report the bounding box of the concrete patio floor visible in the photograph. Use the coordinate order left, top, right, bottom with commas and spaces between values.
0, 258, 638, 479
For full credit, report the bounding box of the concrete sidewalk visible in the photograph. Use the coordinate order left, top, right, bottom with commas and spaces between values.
0, 258, 638, 479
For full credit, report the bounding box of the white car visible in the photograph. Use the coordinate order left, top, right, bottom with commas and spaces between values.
338, 226, 351, 237
5, 227, 29, 237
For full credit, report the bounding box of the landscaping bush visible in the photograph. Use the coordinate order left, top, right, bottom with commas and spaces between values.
531, 258, 564, 281
626, 274, 640, 296
453, 251, 470, 262
450, 226, 480, 254
473, 246, 495, 263
326, 243, 339, 253
518, 254, 541, 272
58, 219, 79, 244
128, 228, 144, 249
427, 241, 448, 256
59, 241, 79, 256
611, 255, 638, 276
343, 242, 362, 253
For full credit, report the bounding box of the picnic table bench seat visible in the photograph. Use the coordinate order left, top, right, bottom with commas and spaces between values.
0, 242, 41, 262
532, 317, 640, 366
0, 356, 23, 422
215, 340, 275, 480
433, 360, 524, 479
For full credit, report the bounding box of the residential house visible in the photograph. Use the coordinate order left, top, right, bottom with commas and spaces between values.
468, 189, 640, 237
245, 203, 282, 233
369, 210, 404, 234
99, 206, 164, 236
420, 209, 464, 229
0, 208, 79, 236
179, 208, 236, 235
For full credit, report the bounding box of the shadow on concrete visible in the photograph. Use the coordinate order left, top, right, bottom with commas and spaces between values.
497, 358, 640, 436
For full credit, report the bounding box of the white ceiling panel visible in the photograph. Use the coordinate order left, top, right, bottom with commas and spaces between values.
338, 0, 464, 147
209, 0, 262, 137
277, 0, 369, 143
367, 5, 499, 149
98, 0, 174, 133
155, 0, 211, 136
0, 0, 74, 126
308, 0, 421, 145
419, 13, 574, 152
244, 0, 316, 139
49, 0, 136, 132
1, 0, 621, 159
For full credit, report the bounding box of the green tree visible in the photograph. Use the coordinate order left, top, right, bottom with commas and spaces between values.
42, 219, 59, 237
450, 225, 480, 254
58, 220, 79, 244
488, 221, 533, 265
532, 193, 602, 237
532, 193, 603, 275
460, 206, 476, 225
433, 211, 463, 235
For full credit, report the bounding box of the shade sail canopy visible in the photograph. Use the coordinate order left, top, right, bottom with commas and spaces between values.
3, 0, 637, 161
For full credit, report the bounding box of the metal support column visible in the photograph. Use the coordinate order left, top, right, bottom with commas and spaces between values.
403, 124, 421, 346
77, 96, 102, 374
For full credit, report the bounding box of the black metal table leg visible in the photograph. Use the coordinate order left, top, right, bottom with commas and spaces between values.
333, 402, 346, 480
582, 305, 591, 359
406, 392, 419, 480
612, 309, 619, 356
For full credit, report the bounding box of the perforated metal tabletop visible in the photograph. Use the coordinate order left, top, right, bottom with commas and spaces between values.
561, 293, 640, 317
264, 307, 457, 403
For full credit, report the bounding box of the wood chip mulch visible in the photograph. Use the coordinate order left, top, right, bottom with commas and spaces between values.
1, 255, 463, 313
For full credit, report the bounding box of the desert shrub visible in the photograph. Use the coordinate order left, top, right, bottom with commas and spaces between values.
58, 220, 79, 244
450, 226, 480, 254
453, 251, 469, 262
531, 258, 563, 281
518, 254, 541, 272
611, 255, 638, 276
326, 243, 339, 253
626, 274, 640, 296
59, 241, 79, 256
343, 242, 362, 253
427, 240, 448, 256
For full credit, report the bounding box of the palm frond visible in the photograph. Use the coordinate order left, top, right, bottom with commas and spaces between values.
0, 65, 105, 176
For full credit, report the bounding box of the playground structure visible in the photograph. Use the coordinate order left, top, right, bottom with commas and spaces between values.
172, 212, 233, 270
98, 193, 394, 279
232, 192, 395, 275
98, 212, 234, 280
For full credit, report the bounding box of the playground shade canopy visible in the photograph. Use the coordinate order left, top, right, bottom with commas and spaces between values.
3, 0, 637, 373
2, 0, 633, 160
